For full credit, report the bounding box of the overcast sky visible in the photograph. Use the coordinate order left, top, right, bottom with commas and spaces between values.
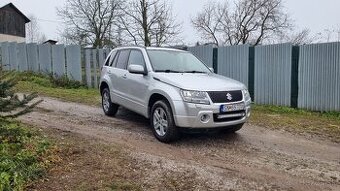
2, 0, 340, 45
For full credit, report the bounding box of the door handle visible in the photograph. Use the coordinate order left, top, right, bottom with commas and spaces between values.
122, 74, 127, 79
108, 70, 112, 74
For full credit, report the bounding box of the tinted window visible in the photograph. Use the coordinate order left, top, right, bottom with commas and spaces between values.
128, 50, 145, 67
110, 51, 119, 67
104, 55, 111, 66
105, 51, 116, 66
116, 50, 130, 69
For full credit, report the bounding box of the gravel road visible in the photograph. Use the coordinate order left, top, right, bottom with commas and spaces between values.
19, 98, 340, 191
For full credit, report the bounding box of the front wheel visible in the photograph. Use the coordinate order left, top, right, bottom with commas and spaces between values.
102, 88, 119, 116
150, 100, 179, 143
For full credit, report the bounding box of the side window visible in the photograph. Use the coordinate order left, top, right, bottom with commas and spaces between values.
110, 51, 120, 67
105, 51, 116, 67
128, 50, 145, 67
116, 50, 130, 69
104, 55, 111, 66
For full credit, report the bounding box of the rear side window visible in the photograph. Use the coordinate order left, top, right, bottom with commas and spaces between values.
116, 50, 130, 69
104, 51, 116, 66
110, 51, 120, 67
128, 50, 145, 67
104, 55, 111, 66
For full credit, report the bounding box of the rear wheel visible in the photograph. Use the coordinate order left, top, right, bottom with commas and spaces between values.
150, 100, 179, 143
220, 123, 244, 134
102, 88, 119, 116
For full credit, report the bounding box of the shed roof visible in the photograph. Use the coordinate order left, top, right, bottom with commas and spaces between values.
43, 40, 58, 45
0, 3, 30, 23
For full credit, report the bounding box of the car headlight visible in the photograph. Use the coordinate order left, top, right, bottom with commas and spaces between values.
180, 90, 210, 105
242, 89, 251, 103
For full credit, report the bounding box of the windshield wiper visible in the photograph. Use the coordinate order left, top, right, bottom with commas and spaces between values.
183, 70, 207, 74
155, 69, 182, 73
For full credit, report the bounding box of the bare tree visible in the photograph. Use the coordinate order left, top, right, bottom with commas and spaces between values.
119, 0, 182, 46
278, 28, 322, 45
192, 0, 292, 46
57, 0, 122, 48
26, 15, 46, 44
322, 26, 340, 42
191, 2, 226, 46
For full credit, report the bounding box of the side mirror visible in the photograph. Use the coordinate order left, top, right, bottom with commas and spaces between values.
209, 67, 214, 73
128, 65, 146, 75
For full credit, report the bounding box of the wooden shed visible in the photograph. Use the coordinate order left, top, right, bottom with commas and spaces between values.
0, 3, 30, 43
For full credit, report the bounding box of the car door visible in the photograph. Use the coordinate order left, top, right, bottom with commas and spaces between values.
108, 49, 131, 105
125, 50, 150, 115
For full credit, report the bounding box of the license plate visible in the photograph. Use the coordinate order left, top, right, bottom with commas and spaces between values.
220, 103, 245, 113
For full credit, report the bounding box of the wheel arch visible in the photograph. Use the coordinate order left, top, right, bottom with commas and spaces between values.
99, 81, 109, 95
148, 92, 174, 119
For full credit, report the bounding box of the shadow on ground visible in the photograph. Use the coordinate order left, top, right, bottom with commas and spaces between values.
114, 107, 244, 144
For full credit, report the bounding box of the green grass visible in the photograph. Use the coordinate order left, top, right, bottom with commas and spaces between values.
251, 105, 340, 142
0, 118, 53, 191
15, 73, 100, 106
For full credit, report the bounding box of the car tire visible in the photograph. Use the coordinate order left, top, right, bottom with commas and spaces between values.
220, 123, 244, 134
150, 100, 179, 143
101, 88, 119, 117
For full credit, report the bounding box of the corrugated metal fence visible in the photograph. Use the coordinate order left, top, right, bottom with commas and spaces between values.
188, 42, 340, 112
217, 45, 249, 87
0, 42, 110, 88
254, 43, 292, 107
1, 41, 340, 111
298, 42, 340, 111
188, 45, 214, 68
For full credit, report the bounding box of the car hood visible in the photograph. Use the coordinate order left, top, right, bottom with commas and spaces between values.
152, 73, 246, 91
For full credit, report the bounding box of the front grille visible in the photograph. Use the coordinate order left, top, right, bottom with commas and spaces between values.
208, 90, 243, 103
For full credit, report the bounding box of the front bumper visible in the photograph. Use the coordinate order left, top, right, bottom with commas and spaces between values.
173, 100, 251, 128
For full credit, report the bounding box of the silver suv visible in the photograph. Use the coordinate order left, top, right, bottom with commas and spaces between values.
100, 47, 251, 142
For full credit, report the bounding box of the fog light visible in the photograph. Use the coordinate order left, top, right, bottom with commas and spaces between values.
200, 114, 210, 123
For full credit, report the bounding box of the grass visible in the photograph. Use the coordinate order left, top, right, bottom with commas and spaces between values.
15, 73, 100, 106
0, 118, 54, 191
14, 72, 340, 142
251, 105, 340, 142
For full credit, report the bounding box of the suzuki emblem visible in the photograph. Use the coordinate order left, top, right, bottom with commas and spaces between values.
226, 93, 233, 101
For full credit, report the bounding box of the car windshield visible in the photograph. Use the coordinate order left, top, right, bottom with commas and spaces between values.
147, 50, 211, 73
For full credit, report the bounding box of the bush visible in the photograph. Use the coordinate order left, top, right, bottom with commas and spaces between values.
0, 68, 41, 118
0, 119, 51, 191
20, 72, 86, 89
0, 67, 52, 190
48, 74, 85, 89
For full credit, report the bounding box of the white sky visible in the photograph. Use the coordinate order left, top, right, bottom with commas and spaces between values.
2, 0, 340, 45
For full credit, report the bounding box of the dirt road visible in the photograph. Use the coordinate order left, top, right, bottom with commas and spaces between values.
19, 98, 340, 191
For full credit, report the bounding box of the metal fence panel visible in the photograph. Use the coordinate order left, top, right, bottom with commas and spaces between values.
17, 43, 28, 71
93, 49, 98, 88
66, 45, 82, 81
38, 44, 52, 73
217, 45, 249, 87
188, 45, 214, 68
254, 43, 292, 106
52, 44, 66, 77
26, 43, 39, 72
98, 49, 105, 67
85, 49, 92, 87
0, 42, 10, 70
9, 42, 18, 70
298, 42, 340, 111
